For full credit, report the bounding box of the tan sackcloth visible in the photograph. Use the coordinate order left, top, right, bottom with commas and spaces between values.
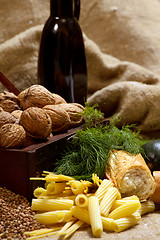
1, 0, 160, 137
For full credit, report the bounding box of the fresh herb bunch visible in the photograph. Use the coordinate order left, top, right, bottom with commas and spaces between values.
54, 104, 146, 181
79, 102, 104, 128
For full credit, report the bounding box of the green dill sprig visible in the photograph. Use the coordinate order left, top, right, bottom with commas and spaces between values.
80, 102, 104, 128
54, 115, 146, 181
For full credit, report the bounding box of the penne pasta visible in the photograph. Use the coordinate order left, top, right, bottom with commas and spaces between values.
25, 230, 59, 240
45, 173, 74, 182
38, 194, 76, 200
138, 200, 155, 215
24, 227, 61, 237
64, 220, 84, 239
122, 195, 140, 201
113, 212, 141, 232
46, 182, 66, 195
34, 210, 72, 225
108, 200, 141, 220
56, 219, 77, 236
94, 179, 113, 203
88, 196, 103, 237
110, 195, 140, 211
31, 198, 74, 212
70, 181, 85, 195
33, 187, 47, 198
101, 216, 117, 232
71, 206, 90, 224
100, 187, 120, 217
75, 194, 88, 208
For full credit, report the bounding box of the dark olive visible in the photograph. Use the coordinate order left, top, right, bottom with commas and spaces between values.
142, 139, 160, 172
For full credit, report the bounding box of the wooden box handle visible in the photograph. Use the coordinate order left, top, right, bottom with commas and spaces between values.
0, 72, 20, 96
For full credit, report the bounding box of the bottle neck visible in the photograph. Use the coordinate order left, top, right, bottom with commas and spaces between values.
50, 0, 74, 17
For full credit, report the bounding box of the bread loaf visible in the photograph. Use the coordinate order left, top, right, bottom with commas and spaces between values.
106, 150, 155, 201
150, 171, 160, 204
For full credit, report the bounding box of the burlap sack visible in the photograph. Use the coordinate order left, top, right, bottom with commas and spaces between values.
1, 0, 160, 137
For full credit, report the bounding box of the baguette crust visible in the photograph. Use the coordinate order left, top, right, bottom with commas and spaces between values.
106, 150, 155, 201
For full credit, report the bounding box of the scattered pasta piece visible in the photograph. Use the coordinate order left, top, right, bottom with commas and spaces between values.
71, 206, 90, 224
75, 194, 88, 208
70, 180, 85, 195
45, 173, 75, 182
110, 195, 139, 211
64, 220, 84, 239
94, 179, 113, 203
26, 230, 60, 240
88, 196, 103, 237
100, 187, 120, 217
101, 216, 117, 232
34, 210, 72, 225
24, 227, 61, 237
113, 212, 141, 232
108, 200, 141, 220
31, 198, 74, 212
56, 219, 77, 236
138, 200, 155, 215
46, 182, 66, 195
33, 187, 47, 198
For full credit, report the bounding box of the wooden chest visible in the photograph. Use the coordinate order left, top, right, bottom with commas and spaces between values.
0, 128, 77, 201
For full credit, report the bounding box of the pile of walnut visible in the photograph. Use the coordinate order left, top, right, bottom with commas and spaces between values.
0, 85, 84, 149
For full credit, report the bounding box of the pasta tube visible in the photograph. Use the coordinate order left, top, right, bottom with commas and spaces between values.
45, 173, 75, 182
24, 227, 61, 237
25, 230, 60, 240
31, 199, 74, 212
100, 187, 120, 217
34, 210, 72, 225
101, 216, 117, 232
71, 206, 90, 224
108, 200, 141, 220
38, 194, 76, 200
33, 187, 46, 198
138, 200, 155, 215
56, 219, 76, 236
110, 195, 139, 211
46, 182, 66, 195
94, 179, 113, 203
64, 220, 84, 239
71, 181, 85, 195
75, 194, 88, 208
88, 196, 103, 237
113, 212, 141, 232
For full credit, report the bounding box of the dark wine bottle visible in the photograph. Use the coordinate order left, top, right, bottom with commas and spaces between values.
38, 0, 87, 105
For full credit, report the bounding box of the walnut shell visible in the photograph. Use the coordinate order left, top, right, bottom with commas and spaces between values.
11, 110, 23, 120
0, 123, 26, 149
20, 107, 52, 139
52, 93, 67, 104
0, 91, 20, 113
18, 85, 56, 110
58, 103, 84, 127
43, 105, 70, 132
0, 110, 19, 128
